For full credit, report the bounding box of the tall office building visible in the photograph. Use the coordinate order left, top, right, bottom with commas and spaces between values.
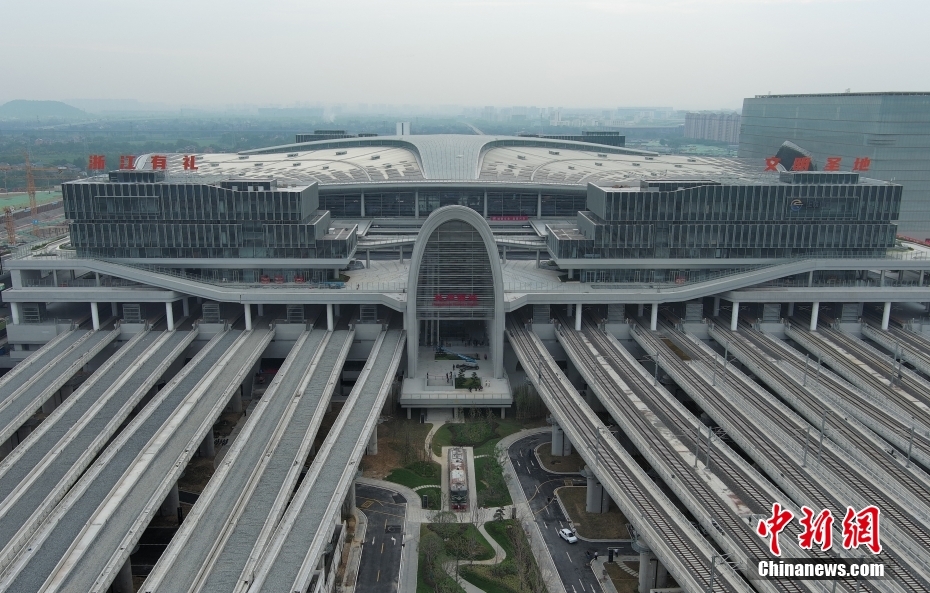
684, 112, 741, 144
738, 92, 930, 236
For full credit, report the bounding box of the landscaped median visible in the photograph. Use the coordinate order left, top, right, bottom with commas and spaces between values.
460, 519, 547, 593
416, 518, 495, 593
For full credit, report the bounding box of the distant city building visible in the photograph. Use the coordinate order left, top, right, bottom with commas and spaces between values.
685, 112, 741, 144
396, 122, 411, 136
738, 92, 930, 235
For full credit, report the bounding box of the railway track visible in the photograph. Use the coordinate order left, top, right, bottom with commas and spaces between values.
506, 315, 749, 593
715, 320, 930, 501
733, 321, 930, 470
862, 317, 930, 384
785, 318, 930, 431
553, 311, 831, 593
633, 321, 929, 593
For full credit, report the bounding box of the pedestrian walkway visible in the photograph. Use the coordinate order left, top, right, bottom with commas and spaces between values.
591, 557, 621, 593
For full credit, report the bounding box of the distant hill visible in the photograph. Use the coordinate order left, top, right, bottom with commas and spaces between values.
0, 100, 87, 119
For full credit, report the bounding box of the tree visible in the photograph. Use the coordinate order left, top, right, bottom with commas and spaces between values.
494, 507, 505, 521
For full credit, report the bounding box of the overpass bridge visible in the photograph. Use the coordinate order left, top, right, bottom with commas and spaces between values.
142, 325, 355, 593
0, 324, 273, 593
633, 321, 930, 591
0, 328, 195, 574
553, 310, 850, 593
506, 315, 750, 593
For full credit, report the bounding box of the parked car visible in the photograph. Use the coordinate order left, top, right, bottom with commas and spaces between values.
559, 528, 578, 543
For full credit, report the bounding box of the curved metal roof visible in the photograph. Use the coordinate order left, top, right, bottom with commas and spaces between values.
242, 134, 655, 181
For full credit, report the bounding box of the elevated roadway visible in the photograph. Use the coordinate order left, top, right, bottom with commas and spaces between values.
720, 322, 930, 475
707, 320, 930, 512
554, 311, 846, 593
0, 327, 119, 446
143, 326, 354, 593
0, 328, 196, 574
859, 319, 930, 399
785, 320, 930, 454
0, 325, 273, 593
634, 322, 930, 592
506, 316, 749, 593
244, 327, 406, 593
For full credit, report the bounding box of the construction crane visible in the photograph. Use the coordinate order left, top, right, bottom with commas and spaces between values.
23, 151, 38, 232
4, 207, 15, 246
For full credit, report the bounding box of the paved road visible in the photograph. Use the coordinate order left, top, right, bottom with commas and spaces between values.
356, 484, 407, 593
508, 433, 633, 593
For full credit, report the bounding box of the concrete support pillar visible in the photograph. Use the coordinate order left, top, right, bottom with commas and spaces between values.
366, 250, 371, 269
882, 301, 892, 330
502, 245, 507, 263
182, 297, 190, 317
537, 191, 542, 218
730, 301, 739, 331
568, 268, 573, 280
407, 407, 412, 420
326, 304, 334, 331
366, 425, 378, 455
633, 537, 666, 593
399, 246, 404, 263
341, 482, 357, 520
111, 302, 118, 317
52, 269, 58, 286
10, 302, 20, 325
166, 302, 175, 331
229, 384, 244, 413
42, 392, 59, 415
551, 423, 565, 456
650, 303, 658, 331
788, 302, 795, 317
808, 270, 814, 287
244, 304, 252, 330
637, 304, 644, 317
880, 269, 886, 287
112, 555, 134, 593
536, 250, 540, 267
95, 272, 101, 286
584, 469, 610, 513
200, 430, 215, 457
160, 481, 180, 517
575, 303, 582, 331
566, 303, 573, 317
483, 189, 488, 218
920, 270, 925, 287
360, 192, 365, 217
500, 407, 506, 419
810, 302, 820, 331
257, 303, 264, 316
91, 302, 100, 330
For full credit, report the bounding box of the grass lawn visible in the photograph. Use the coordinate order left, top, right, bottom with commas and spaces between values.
604, 562, 639, 593
416, 487, 442, 510
385, 462, 441, 490
556, 486, 630, 540
431, 416, 547, 457
473, 457, 512, 507
535, 443, 586, 473
459, 519, 542, 593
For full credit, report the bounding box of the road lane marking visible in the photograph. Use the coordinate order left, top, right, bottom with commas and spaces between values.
566, 551, 572, 563
381, 542, 384, 554
377, 570, 381, 582
579, 579, 586, 591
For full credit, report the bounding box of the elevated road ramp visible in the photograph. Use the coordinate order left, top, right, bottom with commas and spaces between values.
0, 328, 196, 573
244, 328, 405, 593
506, 315, 749, 593
142, 326, 355, 593
0, 324, 273, 593
0, 327, 119, 449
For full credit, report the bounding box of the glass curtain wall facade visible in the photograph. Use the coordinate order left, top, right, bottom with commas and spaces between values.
317, 188, 587, 218
64, 176, 356, 260
738, 93, 930, 235
416, 220, 495, 322
548, 177, 901, 261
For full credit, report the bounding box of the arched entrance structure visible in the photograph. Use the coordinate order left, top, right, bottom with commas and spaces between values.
406, 206, 504, 379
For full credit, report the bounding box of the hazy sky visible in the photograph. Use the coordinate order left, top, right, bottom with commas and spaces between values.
2, 0, 928, 111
